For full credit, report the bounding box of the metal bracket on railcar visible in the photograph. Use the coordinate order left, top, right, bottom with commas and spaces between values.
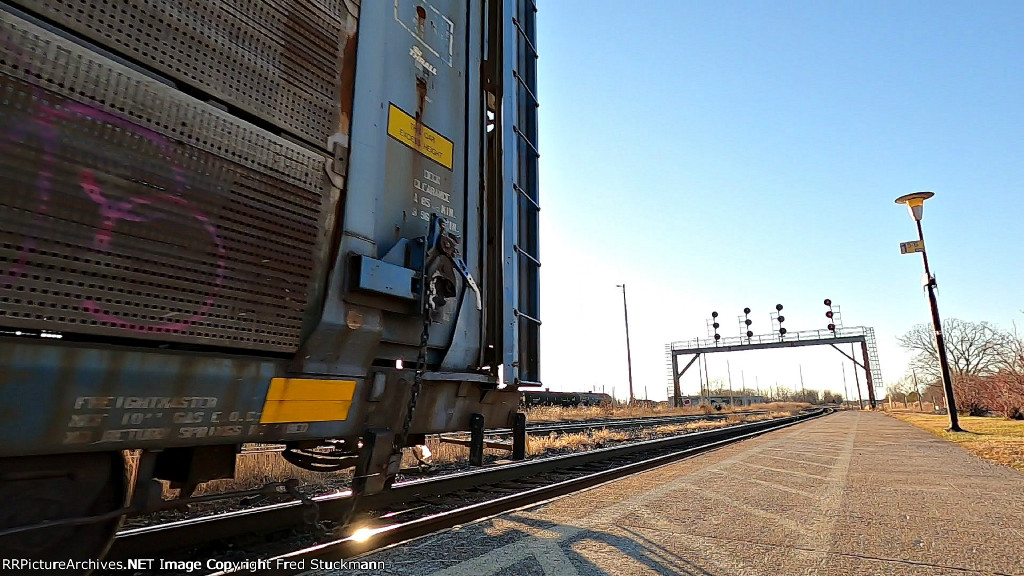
425, 217, 483, 314
436, 221, 483, 311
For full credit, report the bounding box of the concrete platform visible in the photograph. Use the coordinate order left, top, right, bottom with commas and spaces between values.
314, 412, 1024, 575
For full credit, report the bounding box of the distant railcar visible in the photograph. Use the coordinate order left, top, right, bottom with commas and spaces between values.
522, 391, 612, 408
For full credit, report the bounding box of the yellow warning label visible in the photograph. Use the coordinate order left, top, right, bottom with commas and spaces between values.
259, 378, 356, 423
387, 103, 454, 170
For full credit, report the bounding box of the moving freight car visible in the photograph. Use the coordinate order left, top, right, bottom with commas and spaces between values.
0, 0, 540, 562
522, 391, 613, 407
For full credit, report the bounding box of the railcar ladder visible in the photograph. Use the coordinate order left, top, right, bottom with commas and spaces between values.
499, 0, 541, 387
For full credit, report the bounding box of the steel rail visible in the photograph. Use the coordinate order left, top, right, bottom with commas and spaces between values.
108, 410, 822, 560
227, 408, 830, 575
474, 409, 770, 436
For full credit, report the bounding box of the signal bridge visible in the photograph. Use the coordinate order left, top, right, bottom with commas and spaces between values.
665, 326, 883, 409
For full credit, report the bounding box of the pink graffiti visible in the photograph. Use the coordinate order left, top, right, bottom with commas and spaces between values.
2, 99, 227, 333
2, 108, 58, 288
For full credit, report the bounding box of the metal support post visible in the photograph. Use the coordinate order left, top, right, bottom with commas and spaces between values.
511, 412, 527, 460
860, 341, 877, 409
469, 413, 485, 467
851, 345, 864, 409
916, 222, 961, 429
671, 352, 680, 407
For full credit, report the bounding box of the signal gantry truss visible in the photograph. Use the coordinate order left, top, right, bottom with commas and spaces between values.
664, 326, 883, 408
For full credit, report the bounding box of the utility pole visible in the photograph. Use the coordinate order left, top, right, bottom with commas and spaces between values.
842, 363, 850, 408
799, 364, 805, 401
727, 360, 735, 407
741, 370, 747, 406
616, 284, 635, 405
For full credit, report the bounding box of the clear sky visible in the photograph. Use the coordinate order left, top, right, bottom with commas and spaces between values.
535, 1, 1023, 401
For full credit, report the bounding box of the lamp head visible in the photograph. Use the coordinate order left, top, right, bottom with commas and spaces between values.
895, 191, 934, 222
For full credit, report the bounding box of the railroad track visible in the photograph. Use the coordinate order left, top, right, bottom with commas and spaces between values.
105, 409, 828, 574
239, 409, 772, 454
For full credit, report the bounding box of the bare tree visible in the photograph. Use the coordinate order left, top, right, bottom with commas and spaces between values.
820, 390, 843, 404
774, 386, 793, 402
898, 319, 1012, 381
992, 324, 1024, 418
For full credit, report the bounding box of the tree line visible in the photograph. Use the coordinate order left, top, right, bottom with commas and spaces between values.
897, 318, 1024, 418
703, 380, 843, 405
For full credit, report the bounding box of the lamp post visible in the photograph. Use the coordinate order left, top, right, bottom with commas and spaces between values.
894, 191, 963, 432
616, 284, 635, 405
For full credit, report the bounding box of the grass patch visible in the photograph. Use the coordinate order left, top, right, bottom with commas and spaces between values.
887, 410, 1024, 472
523, 402, 807, 422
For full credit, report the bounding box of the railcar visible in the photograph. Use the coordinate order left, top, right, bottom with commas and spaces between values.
0, 0, 540, 562
522, 391, 612, 407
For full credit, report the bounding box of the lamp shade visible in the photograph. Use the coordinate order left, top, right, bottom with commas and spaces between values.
895, 191, 935, 221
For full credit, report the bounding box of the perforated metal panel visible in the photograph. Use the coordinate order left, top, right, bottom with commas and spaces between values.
0, 10, 335, 352
9, 0, 355, 146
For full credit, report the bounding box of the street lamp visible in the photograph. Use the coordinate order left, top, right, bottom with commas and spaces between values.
615, 284, 635, 405
894, 191, 963, 432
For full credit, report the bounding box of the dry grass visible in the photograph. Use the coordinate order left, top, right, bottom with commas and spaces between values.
523, 402, 808, 422
643, 419, 730, 437
525, 428, 633, 454
195, 452, 340, 496
887, 410, 1024, 473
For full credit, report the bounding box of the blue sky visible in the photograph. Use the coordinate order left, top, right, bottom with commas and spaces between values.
535, 1, 1023, 401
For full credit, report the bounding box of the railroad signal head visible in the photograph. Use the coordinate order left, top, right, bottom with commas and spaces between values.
777, 315, 785, 323
825, 310, 833, 319
746, 330, 754, 338
776, 304, 783, 311
779, 327, 787, 335
712, 322, 720, 329
744, 319, 752, 326
712, 311, 718, 318
743, 307, 751, 315
824, 298, 832, 306
828, 323, 836, 332
714, 333, 721, 341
